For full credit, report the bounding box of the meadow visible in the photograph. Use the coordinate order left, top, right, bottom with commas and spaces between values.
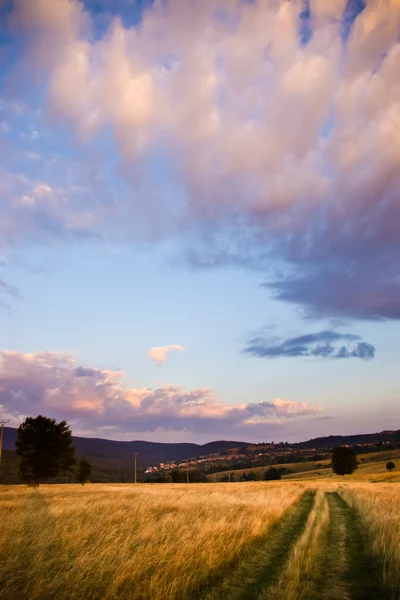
212, 448, 400, 482
0, 480, 399, 600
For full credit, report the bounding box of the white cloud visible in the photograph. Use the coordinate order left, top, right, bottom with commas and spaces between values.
148, 344, 184, 365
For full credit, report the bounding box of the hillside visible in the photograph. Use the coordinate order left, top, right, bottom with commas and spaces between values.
210, 448, 400, 482
1, 427, 247, 482
2, 426, 400, 484
296, 430, 400, 449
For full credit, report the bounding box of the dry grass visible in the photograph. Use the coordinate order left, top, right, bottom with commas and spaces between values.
0, 482, 308, 600
264, 489, 330, 600
2, 480, 399, 600
338, 483, 400, 599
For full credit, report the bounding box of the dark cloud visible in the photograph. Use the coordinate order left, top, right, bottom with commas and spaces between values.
74, 366, 104, 378
244, 330, 375, 361
265, 261, 400, 321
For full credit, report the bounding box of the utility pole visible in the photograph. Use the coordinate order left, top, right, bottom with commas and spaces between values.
186, 467, 189, 484
0, 419, 10, 467
133, 453, 139, 484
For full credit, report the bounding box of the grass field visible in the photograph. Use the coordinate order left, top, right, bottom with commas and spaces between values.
1, 479, 399, 600
211, 448, 400, 482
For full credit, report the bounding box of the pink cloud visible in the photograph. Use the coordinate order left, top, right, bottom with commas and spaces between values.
148, 345, 184, 365
4, 0, 400, 319
0, 350, 321, 438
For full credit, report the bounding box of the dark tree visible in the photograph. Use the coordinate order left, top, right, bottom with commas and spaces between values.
16, 416, 76, 486
386, 461, 396, 472
264, 467, 282, 481
76, 456, 93, 485
170, 469, 186, 483
331, 446, 358, 476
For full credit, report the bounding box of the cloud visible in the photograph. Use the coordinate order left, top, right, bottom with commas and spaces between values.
244, 330, 375, 360
4, 0, 400, 319
148, 345, 184, 365
0, 350, 320, 438
266, 265, 400, 321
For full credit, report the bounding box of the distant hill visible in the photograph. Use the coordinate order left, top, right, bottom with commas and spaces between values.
296, 430, 400, 449
2, 427, 246, 474
2, 426, 399, 484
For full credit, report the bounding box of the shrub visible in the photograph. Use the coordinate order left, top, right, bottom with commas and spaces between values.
76, 456, 93, 485
386, 461, 396, 472
264, 467, 282, 481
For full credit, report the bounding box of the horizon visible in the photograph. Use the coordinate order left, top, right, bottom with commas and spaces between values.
0, 0, 399, 444
3, 423, 398, 447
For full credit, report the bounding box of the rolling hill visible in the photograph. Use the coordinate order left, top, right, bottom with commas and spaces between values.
2, 427, 246, 474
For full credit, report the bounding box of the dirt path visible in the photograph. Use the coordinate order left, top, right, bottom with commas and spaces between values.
325, 492, 391, 600
195, 490, 316, 600
198, 488, 391, 600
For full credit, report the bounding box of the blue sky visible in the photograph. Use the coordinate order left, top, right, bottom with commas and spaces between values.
0, 0, 399, 443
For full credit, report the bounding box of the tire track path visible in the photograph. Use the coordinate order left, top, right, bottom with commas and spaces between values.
198, 488, 392, 600
197, 490, 316, 600
322, 492, 391, 600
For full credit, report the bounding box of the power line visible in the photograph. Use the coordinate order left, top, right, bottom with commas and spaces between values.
0, 419, 10, 468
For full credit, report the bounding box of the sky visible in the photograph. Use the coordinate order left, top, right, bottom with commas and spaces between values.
0, 0, 399, 444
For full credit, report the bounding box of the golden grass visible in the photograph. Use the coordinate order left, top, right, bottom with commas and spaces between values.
2, 480, 399, 599
338, 483, 400, 598
0, 482, 308, 600
264, 489, 330, 600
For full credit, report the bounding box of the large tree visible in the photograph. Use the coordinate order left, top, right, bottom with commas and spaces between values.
331, 446, 358, 476
16, 415, 76, 486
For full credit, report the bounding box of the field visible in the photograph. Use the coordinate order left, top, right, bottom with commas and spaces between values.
211, 448, 400, 482
1, 480, 399, 600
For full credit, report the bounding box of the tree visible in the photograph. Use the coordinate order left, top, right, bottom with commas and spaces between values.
164, 473, 173, 483
264, 467, 281, 481
331, 446, 358, 476
16, 415, 76, 486
386, 461, 396, 472
76, 456, 93, 485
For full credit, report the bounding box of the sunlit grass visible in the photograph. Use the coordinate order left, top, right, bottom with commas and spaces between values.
0, 482, 307, 600
264, 489, 329, 600
1, 480, 399, 600
339, 483, 400, 598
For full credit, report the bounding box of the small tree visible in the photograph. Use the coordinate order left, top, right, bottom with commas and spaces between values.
76, 456, 93, 485
264, 467, 281, 481
386, 461, 396, 472
16, 415, 76, 486
331, 446, 358, 476
164, 473, 173, 483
